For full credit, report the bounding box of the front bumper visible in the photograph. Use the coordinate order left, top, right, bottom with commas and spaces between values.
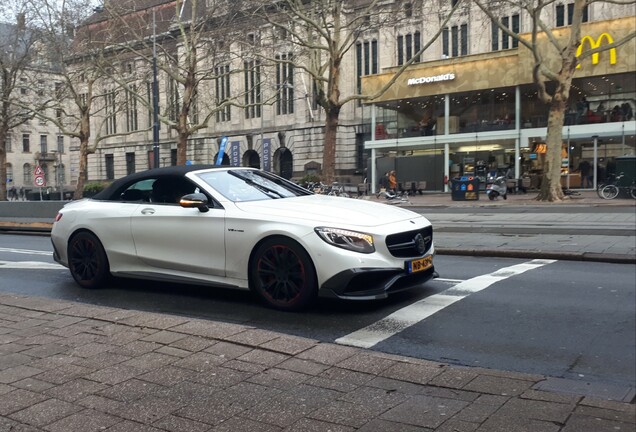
319, 263, 436, 300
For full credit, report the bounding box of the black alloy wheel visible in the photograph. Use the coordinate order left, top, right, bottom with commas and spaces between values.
250, 237, 318, 311
68, 231, 110, 289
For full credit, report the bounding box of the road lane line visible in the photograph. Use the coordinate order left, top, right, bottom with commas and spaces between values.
336, 259, 556, 349
0, 247, 52, 256
0, 260, 64, 269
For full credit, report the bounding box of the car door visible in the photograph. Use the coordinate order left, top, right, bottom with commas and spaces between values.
130, 200, 226, 277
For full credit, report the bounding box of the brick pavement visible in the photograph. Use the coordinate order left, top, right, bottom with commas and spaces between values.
1, 293, 634, 432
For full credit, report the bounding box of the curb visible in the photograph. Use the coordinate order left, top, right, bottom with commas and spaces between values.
435, 248, 636, 264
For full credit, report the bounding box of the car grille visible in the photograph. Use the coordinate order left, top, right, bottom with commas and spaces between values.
386, 226, 433, 258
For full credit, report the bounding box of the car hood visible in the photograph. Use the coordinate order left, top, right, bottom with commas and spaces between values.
233, 195, 428, 227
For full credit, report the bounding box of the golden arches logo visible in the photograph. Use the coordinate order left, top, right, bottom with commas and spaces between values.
576, 33, 617, 69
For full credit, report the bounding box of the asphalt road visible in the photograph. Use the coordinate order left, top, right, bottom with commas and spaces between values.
1, 234, 634, 398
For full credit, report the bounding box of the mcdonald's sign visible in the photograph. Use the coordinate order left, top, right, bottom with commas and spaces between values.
576, 32, 617, 69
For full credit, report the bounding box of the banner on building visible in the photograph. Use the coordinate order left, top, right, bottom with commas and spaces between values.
230, 141, 241, 166
215, 136, 229, 165
262, 138, 271, 172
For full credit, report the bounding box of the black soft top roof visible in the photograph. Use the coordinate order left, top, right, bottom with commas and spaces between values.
92, 164, 219, 200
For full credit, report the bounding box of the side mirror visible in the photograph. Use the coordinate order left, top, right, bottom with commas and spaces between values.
179, 193, 210, 213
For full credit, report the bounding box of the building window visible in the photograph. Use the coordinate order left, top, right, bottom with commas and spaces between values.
244, 60, 261, 119
276, 53, 294, 116
404, 2, 413, 17
6, 164, 13, 185
215, 64, 231, 122
5, 135, 11, 153
105, 154, 114, 180
23, 163, 32, 184
397, 32, 421, 66
443, 24, 468, 58
145, 83, 160, 131
356, 40, 378, 94
40, 135, 48, 154
125, 152, 135, 175
20, 78, 27, 95
168, 79, 179, 122
492, 14, 519, 51
37, 80, 45, 96
41, 163, 49, 183
58, 163, 65, 185
105, 91, 117, 135
126, 85, 138, 132
57, 135, 64, 154
556, 3, 588, 27
22, 134, 30, 152
171, 148, 177, 166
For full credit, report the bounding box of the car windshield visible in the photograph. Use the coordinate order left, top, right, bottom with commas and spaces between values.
196, 169, 310, 202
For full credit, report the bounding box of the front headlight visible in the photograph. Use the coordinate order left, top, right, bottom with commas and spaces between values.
314, 227, 375, 254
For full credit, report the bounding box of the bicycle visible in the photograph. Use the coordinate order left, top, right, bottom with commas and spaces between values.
377, 189, 411, 204
598, 174, 636, 200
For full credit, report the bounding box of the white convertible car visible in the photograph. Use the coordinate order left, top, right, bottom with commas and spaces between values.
51, 165, 435, 311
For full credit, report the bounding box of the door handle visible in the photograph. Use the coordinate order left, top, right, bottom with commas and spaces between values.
141, 208, 156, 215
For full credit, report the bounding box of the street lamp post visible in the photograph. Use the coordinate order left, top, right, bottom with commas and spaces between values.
152, 9, 160, 169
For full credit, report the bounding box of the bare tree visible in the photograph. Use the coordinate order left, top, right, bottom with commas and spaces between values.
101, 0, 250, 166
475, 0, 636, 201
0, 5, 40, 201
28, 0, 139, 198
253, 0, 460, 183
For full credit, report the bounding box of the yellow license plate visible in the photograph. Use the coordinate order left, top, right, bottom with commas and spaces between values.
407, 256, 433, 273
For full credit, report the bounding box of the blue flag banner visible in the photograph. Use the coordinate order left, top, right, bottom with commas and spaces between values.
215, 136, 228, 165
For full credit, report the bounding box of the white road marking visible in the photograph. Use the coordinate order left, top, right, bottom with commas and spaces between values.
0, 247, 52, 256
0, 260, 64, 269
434, 278, 465, 283
336, 259, 556, 349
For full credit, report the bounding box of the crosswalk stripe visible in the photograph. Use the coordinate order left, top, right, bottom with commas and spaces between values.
335, 259, 556, 349
0, 260, 64, 269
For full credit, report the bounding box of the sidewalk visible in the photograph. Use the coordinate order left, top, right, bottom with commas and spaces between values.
1, 292, 634, 432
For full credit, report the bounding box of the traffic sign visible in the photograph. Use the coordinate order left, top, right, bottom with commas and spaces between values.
34, 165, 44, 176
34, 175, 45, 187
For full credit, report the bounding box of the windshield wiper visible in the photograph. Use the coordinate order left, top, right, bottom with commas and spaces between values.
241, 177, 285, 198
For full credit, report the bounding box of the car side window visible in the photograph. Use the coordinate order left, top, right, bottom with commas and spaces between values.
150, 177, 197, 204
120, 179, 154, 202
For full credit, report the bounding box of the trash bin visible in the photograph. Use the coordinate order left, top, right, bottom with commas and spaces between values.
614, 156, 635, 187
451, 176, 480, 201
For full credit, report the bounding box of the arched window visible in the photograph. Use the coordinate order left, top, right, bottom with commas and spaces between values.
6, 163, 13, 184
23, 163, 32, 184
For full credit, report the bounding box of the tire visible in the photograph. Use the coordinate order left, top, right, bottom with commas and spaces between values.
630, 186, 636, 200
488, 192, 495, 201
596, 184, 606, 199
249, 237, 318, 311
68, 231, 110, 289
600, 184, 619, 200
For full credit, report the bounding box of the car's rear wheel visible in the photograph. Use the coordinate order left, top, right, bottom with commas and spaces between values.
68, 231, 110, 289
249, 237, 318, 311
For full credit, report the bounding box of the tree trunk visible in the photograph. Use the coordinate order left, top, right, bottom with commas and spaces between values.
177, 111, 190, 165
536, 97, 567, 201
73, 137, 90, 200
322, 106, 339, 183
0, 126, 7, 201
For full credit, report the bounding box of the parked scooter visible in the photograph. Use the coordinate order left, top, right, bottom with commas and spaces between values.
486, 176, 508, 200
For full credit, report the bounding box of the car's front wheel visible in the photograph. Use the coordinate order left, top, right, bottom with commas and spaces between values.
249, 237, 318, 311
68, 231, 110, 289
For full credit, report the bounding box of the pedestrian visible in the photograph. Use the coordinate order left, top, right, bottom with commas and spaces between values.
379, 172, 390, 192
577, 160, 592, 188
575, 97, 588, 124
388, 170, 397, 193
